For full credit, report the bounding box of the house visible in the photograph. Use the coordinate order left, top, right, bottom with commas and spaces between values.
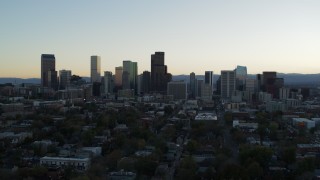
195, 113, 217, 121
292, 118, 315, 129
40, 156, 90, 170
79, 147, 102, 157
108, 170, 136, 180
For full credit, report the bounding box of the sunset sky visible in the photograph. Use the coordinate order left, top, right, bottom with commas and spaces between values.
0, 0, 319, 78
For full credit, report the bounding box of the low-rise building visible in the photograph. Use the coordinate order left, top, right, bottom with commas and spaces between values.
80, 147, 102, 157
108, 170, 136, 180
297, 144, 320, 155
40, 156, 90, 170
195, 113, 217, 121
266, 101, 287, 112
233, 120, 258, 132
0, 132, 32, 144
292, 118, 315, 129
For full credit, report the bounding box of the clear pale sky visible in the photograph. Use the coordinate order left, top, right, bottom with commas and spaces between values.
0, 0, 319, 78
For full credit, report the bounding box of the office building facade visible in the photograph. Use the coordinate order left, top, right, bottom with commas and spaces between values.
47, 70, 58, 90
90, 56, 101, 83
142, 71, 151, 94
205, 71, 213, 87
167, 81, 187, 100
59, 70, 72, 90
41, 54, 56, 87
150, 52, 171, 93
189, 72, 196, 98
115, 66, 123, 87
122, 60, 138, 93
103, 71, 114, 95
221, 70, 236, 99
235, 65, 247, 91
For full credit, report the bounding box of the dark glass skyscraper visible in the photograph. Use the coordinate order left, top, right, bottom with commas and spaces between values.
142, 71, 151, 94
150, 52, 171, 93
262, 71, 284, 99
205, 71, 213, 88
190, 72, 196, 98
41, 54, 56, 88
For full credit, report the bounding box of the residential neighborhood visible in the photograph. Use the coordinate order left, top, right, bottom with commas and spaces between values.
1, 76, 320, 179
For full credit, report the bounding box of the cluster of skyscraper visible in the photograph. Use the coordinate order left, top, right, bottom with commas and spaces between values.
41, 54, 71, 90
214, 66, 284, 102
184, 65, 285, 102
40, 52, 172, 97
89, 52, 172, 97
41, 53, 284, 101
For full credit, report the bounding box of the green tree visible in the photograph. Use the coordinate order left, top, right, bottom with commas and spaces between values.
269, 122, 279, 140
31, 166, 48, 179
164, 105, 174, 116
246, 161, 263, 179
52, 132, 65, 145
87, 163, 105, 180
106, 150, 122, 171
257, 124, 267, 145
81, 130, 95, 146
230, 128, 246, 144
117, 157, 136, 171
191, 121, 206, 137
218, 162, 245, 179
176, 156, 197, 180
71, 176, 90, 180
135, 158, 158, 176
224, 112, 233, 124
297, 157, 316, 174
281, 147, 296, 164
239, 145, 273, 168
186, 140, 198, 154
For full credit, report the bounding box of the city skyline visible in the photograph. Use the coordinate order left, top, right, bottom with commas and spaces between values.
1, 1, 320, 78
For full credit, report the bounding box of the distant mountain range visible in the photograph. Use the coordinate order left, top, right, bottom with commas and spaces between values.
0, 73, 319, 86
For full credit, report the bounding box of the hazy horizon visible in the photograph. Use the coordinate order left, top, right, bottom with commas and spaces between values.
1, 0, 320, 78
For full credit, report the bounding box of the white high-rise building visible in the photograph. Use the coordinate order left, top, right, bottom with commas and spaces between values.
91, 56, 101, 83
221, 70, 236, 99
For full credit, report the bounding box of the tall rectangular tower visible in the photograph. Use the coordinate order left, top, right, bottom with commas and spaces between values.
123, 60, 138, 92
104, 71, 113, 95
91, 56, 101, 83
151, 52, 171, 93
189, 72, 196, 98
205, 71, 213, 86
59, 70, 72, 90
48, 70, 58, 90
115, 66, 123, 87
142, 71, 151, 94
41, 54, 55, 87
235, 65, 247, 91
221, 70, 236, 99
